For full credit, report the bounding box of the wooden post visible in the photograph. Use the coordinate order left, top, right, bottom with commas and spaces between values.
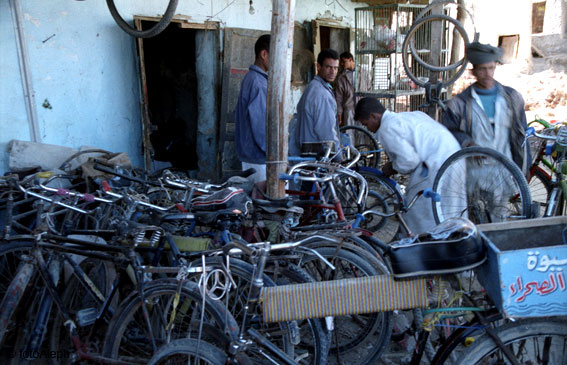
266, 0, 296, 198
428, 2, 443, 120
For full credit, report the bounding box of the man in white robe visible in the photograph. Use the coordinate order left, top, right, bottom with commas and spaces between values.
354, 97, 463, 234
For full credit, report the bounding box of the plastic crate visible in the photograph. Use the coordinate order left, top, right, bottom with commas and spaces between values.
476, 216, 567, 318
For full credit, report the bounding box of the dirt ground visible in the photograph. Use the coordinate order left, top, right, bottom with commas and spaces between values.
451, 58, 567, 123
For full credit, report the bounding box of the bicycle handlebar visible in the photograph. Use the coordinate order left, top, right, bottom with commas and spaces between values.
278, 172, 300, 184
423, 188, 441, 202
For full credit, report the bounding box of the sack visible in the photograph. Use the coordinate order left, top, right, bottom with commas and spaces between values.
388, 218, 487, 278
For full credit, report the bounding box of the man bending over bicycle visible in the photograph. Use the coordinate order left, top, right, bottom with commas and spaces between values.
354, 97, 463, 234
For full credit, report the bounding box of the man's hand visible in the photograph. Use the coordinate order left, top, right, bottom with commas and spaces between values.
338, 114, 343, 126
382, 161, 397, 177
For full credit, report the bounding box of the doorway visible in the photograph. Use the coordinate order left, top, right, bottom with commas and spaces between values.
135, 19, 221, 180
140, 22, 198, 172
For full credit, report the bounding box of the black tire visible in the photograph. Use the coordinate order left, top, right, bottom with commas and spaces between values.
297, 244, 393, 365
402, 14, 470, 88
106, 0, 178, 38
148, 338, 227, 365
432, 147, 532, 225
528, 166, 552, 217
455, 317, 567, 364
0, 240, 35, 358
102, 279, 239, 363
339, 125, 385, 169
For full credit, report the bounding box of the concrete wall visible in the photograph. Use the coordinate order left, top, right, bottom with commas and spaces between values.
1, 0, 143, 174
467, 0, 533, 67
1, 0, 364, 175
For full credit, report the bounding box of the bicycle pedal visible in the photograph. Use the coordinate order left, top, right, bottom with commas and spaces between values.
76, 307, 98, 327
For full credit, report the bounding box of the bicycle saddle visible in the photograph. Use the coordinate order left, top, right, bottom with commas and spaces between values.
387, 218, 487, 278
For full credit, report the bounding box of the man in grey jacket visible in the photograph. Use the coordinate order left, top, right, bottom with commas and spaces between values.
294, 48, 340, 154
441, 42, 530, 173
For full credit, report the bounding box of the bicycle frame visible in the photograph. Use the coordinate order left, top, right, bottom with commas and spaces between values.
528, 123, 567, 217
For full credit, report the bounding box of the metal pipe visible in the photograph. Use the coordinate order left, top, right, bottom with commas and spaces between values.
9, 0, 41, 142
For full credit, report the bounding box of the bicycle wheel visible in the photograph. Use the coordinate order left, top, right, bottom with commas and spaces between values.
186, 257, 319, 365
456, 317, 567, 364
106, 0, 178, 38
432, 147, 532, 224
297, 243, 393, 365
339, 125, 385, 169
402, 13, 470, 88
148, 338, 226, 365
0, 240, 35, 355
102, 279, 238, 364
528, 166, 552, 217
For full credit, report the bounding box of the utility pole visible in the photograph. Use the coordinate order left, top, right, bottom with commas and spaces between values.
265, 0, 296, 198
428, 2, 443, 120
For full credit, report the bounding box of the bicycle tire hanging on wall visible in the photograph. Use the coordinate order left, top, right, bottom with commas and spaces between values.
106, 0, 179, 38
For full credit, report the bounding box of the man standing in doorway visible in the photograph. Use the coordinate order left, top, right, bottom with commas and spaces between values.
234, 34, 270, 183
294, 48, 341, 153
335, 52, 355, 128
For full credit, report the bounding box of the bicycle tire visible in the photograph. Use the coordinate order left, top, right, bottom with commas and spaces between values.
102, 279, 239, 363
106, 0, 178, 38
432, 147, 532, 225
455, 317, 567, 364
148, 338, 227, 365
0, 240, 35, 353
402, 14, 470, 88
528, 166, 552, 217
297, 244, 393, 365
339, 125, 384, 168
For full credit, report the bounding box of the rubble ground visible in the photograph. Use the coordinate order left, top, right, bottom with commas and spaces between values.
451, 59, 567, 123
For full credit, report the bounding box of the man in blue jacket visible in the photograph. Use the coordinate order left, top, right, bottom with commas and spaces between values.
234, 34, 270, 183
293, 48, 341, 155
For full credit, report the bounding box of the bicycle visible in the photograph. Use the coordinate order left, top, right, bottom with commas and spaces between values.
526, 119, 567, 217
260, 216, 567, 365
0, 177, 241, 364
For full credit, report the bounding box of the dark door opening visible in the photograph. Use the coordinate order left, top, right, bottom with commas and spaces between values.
140, 22, 198, 172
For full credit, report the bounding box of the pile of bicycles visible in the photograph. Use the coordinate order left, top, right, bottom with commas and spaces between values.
0, 140, 564, 365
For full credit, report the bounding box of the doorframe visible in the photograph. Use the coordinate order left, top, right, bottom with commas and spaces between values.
311, 19, 353, 71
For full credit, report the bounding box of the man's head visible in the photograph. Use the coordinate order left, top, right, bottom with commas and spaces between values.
254, 34, 271, 72
354, 97, 386, 133
340, 51, 354, 71
466, 42, 502, 90
316, 48, 339, 83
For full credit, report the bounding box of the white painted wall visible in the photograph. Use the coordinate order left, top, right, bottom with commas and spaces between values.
468, 0, 533, 64
1, 0, 366, 175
